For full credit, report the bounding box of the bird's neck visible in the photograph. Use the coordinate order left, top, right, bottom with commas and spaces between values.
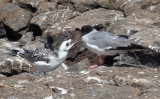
58, 50, 68, 59
83, 29, 97, 39
91, 29, 97, 32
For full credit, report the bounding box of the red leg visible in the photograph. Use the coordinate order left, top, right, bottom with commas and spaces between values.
88, 56, 99, 69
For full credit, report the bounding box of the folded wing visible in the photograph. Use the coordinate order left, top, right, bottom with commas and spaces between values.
86, 31, 130, 50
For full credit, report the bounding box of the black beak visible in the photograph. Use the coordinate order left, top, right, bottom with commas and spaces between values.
70, 34, 74, 40
69, 35, 75, 45
74, 28, 81, 31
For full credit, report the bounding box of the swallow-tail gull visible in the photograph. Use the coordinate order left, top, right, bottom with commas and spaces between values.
81, 25, 131, 69
11, 39, 75, 73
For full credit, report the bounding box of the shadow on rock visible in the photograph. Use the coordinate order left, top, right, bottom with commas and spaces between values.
113, 49, 160, 68
27, 24, 43, 37
44, 34, 54, 50
4, 24, 22, 41
0, 69, 28, 77
18, 3, 37, 13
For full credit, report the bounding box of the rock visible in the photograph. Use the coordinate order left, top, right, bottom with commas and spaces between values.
114, 49, 160, 67
0, 39, 33, 75
18, 31, 44, 50
44, 8, 124, 35
123, 0, 151, 16
32, 8, 124, 61
12, 0, 46, 8
0, 21, 6, 37
0, 64, 160, 98
70, 0, 115, 12
31, 9, 80, 30
0, 3, 32, 31
67, 58, 91, 73
110, 0, 160, 16
37, 2, 57, 13
0, 36, 45, 75
18, 32, 34, 45
147, 2, 160, 13
50, 0, 74, 10
0, 0, 160, 98
63, 8, 124, 29
39, 8, 124, 66
70, 0, 160, 14
44, 33, 54, 50
0, 73, 53, 98
0, 39, 20, 51
130, 26, 160, 52
108, 9, 160, 53
27, 23, 43, 37
22, 37, 44, 50
109, 9, 160, 37
0, 0, 10, 8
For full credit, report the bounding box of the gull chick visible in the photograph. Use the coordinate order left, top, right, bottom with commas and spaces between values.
11, 39, 75, 73
81, 25, 131, 69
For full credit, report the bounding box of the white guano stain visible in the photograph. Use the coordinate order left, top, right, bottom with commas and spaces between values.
38, 12, 50, 25
149, 6, 156, 10
61, 10, 69, 22
62, 63, 68, 70
148, 44, 159, 51
50, 86, 68, 94
132, 78, 151, 83
14, 80, 30, 88
52, 12, 60, 22
6, 58, 14, 66
44, 95, 53, 99
80, 70, 90, 75
0, 60, 5, 67
37, 76, 54, 82
85, 76, 103, 83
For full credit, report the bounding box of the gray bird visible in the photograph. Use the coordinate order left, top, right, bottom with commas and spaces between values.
81, 25, 131, 69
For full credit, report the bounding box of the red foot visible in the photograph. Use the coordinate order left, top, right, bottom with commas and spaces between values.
88, 64, 98, 69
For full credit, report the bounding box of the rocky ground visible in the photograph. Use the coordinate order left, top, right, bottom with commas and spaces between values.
0, 0, 160, 99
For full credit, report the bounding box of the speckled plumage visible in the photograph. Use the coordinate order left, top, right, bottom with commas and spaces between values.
19, 48, 58, 63
11, 39, 75, 73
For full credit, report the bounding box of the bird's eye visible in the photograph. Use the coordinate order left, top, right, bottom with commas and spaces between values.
66, 43, 69, 46
83, 27, 86, 31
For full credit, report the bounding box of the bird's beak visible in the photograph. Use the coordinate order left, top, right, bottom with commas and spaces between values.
70, 40, 75, 47
67, 38, 74, 47
69, 35, 75, 45
73, 28, 81, 31
70, 43, 75, 48
66, 40, 75, 50
70, 39, 82, 46
70, 34, 82, 44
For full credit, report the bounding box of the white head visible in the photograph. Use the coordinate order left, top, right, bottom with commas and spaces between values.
59, 39, 74, 52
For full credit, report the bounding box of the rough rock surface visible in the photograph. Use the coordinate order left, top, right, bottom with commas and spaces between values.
0, 0, 160, 98
70, 0, 115, 12
37, 1, 57, 13
0, 3, 32, 31
147, 2, 160, 13
130, 26, 160, 52
0, 21, 6, 37
31, 9, 80, 30
12, 0, 46, 8
109, 9, 160, 51
63, 8, 124, 29
0, 61, 160, 99
0, 0, 10, 8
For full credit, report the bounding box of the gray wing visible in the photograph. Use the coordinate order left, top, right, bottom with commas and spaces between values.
20, 49, 58, 63
86, 31, 130, 49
